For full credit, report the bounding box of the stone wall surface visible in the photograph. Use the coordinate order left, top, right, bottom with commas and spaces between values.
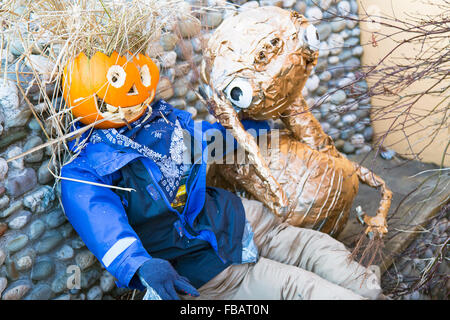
0, 0, 383, 300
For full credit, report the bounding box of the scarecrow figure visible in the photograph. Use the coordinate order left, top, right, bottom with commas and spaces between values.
59, 50, 382, 301
202, 6, 391, 238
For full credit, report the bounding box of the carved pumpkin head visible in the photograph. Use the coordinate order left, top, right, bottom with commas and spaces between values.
62, 51, 160, 128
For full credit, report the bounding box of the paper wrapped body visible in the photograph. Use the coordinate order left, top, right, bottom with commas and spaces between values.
207, 130, 391, 237
202, 6, 392, 237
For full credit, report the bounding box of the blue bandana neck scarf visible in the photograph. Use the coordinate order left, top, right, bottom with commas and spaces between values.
89, 100, 187, 202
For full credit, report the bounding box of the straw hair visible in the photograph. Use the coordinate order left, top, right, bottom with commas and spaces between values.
0, 0, 198, 187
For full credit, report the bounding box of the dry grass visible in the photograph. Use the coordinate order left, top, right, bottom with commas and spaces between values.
0, 0, 197, 185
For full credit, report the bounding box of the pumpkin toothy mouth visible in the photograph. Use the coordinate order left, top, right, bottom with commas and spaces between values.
95, 94, 152, 123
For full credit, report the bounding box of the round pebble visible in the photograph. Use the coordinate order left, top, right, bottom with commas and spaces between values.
319, 0, 332, 10
56, 245, 74, 261
338, 77, 353, 88
331, 20, 346, 33
173, 79, 189, 98
319, 71, 332, 82
29, 284, 53, 300
76, 250, 96, 271
5, 259, 19, 281
100, 272, 115, 293
334, 139, 345, 150
354, 122, 366, 133
2, 284, 30, 300
0, 277, 7, 298
305, 75, 320, 92
326, 113, 340, 125
23, 185, 55, 214
203, 11, 223, 28
294, 2, 306, 13
328, 34, 345, 55
175, 39, 194, 61
0, 157, 8, 180
350, 133, 365, 148
343, 141, 355, 154
205, 114, 217, 124
352, 46, 363, 57
340, 30, 350, 40
7, 235, 29, 253
45, 209, 66, 229
160, 51, 177, 69
87, 286, 103, 300
169, 98, 187, 110
36, 233, 63, 254
58, 223, 74, 238
51, 274, 69, 294
351, 27, 361, 37
80, 269, 101, 289
315, 58, 328, 72
328, 128, 340, 140
316, 24, 331, 41
356, 145, 372, 155
23, 136, 44, 163
0, 222, 7, 236
306, 7, 323, 23
38, 160, 55, 185
31, 260, 55, 281
8, 212, 30, 230
320, 122, 331, 133
186, 106, 198, 119
328, 56, 339, 65
318, 43, 330, 58
340, 128, 355, 140
177, 16, 201, 39
71, 237, 86, 249
156, 77, 174, 101
329, 90, 347, 105
363, 127, 374, 141
159, 33, 179, 51
380, 149, 396, 160
0, 249, 6, 267
342, 113, 357, 124
29, 219, 46, 240
16, 255, 33, 271
337, 1, 351, 16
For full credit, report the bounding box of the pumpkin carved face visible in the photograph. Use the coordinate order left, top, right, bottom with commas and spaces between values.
62, 51, 159, 128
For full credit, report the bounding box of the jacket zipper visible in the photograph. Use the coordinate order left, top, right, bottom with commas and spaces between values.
140, 157, 196, 239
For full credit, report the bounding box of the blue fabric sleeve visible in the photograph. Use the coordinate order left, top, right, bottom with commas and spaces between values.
60, 155, 152, 289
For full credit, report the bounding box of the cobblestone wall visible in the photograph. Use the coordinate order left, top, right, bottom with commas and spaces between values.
0, 0, 374, 300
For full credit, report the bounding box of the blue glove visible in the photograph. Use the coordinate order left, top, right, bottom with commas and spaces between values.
137, 258, 200, 300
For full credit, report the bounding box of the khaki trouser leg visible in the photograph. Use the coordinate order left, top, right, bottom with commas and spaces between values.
182, 257, 364, 300
183, 256, 364, 300
231, 257, 364, 299
183, 198, 381, 300
241, 198, 382, 299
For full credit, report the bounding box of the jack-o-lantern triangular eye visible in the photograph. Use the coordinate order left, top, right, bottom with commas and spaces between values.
139, 65, 151, 87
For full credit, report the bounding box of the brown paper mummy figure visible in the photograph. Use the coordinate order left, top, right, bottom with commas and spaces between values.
201, 6, 392, 237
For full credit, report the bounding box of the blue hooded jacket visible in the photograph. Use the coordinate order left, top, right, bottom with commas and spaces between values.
60, 100, 269, 288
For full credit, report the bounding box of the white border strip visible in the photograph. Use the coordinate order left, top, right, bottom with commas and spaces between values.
102, 237, 137, 267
